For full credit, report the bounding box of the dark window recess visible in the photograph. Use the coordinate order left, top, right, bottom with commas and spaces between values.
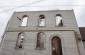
36, 32, 45, 49
52, 36, 62, 55
16, 33, 24, 49
19, 45, 22, 48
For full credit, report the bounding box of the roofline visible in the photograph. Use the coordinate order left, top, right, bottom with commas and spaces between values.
79, 27, 85, 28
14, 9, 73, 13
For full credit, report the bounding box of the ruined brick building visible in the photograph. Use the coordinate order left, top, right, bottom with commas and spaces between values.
0, 10, 85, 55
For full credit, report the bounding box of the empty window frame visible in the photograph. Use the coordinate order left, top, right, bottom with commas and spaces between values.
56, 14, 63, 26
39, 15, 45, 26
36, 32, 45, 49
21, 15, 28, 26
16, 33, 25, 49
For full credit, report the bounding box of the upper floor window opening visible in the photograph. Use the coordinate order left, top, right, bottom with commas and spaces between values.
56, 14, 63, 26
39, 15, 45, 26
21, 15, 28, 26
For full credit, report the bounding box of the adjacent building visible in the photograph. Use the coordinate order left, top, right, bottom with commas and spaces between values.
79, 27, 85, 50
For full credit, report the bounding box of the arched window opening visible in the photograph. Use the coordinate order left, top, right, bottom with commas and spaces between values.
21, 15, 28, 26
51, 36, 62, 55
16, 33, 25, 49
36, 32, 45, 49
39, 15, 45, 26
56, 14, 63, 26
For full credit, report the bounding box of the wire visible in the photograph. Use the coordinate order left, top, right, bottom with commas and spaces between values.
0, 5, 85, 13
0, 0, 45, 13
0, 5, 85, 8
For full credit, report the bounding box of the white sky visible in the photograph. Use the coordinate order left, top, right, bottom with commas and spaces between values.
0, 0, 85, 41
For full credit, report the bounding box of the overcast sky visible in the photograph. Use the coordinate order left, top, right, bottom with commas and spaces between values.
0, 0, 85, 41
